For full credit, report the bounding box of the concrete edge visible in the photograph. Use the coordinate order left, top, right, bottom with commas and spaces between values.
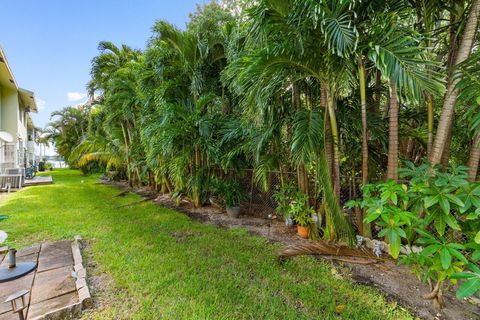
72, 235, 93, 309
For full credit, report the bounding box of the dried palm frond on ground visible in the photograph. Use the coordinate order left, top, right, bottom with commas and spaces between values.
279, 241, 386, 265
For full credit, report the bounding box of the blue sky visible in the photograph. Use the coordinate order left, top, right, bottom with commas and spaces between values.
0, 0, 206, 127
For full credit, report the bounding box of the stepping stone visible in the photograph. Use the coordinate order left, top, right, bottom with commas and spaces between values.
30, 266, 76, 304
38, 241, 71, 259
27, 292, 79, 320
0, 238, 91, 319
37, 254, 73, 272
0, 312, 18, 320
16, 245, 40, 258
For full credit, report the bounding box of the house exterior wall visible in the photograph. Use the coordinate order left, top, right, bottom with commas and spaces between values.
0, 86, 31, 169
1, 86, 19, 137
0, 48, 37, 175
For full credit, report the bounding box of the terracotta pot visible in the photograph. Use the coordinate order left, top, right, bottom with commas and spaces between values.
297, 225, 309, 239
226, 206, 241, 218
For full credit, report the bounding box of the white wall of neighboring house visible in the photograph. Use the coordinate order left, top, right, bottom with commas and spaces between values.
0, 46, 38, 173
0, 86, 20, 170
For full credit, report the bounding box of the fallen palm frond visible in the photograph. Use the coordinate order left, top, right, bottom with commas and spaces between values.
116, 197, 157, 208
330, 257, 379, 265
279, 241, 384, 265
114, 190, 129, 197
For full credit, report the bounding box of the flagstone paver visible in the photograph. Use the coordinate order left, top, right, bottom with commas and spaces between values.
0, 237, 90, 320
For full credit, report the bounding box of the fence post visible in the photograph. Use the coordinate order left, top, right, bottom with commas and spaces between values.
249, 171, 254, 213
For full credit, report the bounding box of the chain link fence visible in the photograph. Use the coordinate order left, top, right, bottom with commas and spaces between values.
234, 169, 477, 264
235, 169, 363, 228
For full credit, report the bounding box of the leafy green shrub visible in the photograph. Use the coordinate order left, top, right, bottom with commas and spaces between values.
288, 191, 315, 227
273, 182, 297, 218
348, 163, 480, 305
212, 178, 246, 207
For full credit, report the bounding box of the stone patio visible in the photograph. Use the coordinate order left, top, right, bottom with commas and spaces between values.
0, 237, 91, 320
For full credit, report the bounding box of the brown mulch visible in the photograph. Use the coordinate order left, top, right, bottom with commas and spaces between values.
102, 179, 480, 320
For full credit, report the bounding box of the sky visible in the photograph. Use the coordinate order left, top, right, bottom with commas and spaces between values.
0, 0, 206, 128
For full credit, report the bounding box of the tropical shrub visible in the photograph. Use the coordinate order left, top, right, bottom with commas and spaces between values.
212, 179, 246, 208
273, 182, 297, 218
287, 191, 315, 227
348, 163, 480, 305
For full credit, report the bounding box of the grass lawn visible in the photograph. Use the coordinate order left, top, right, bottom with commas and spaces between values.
0, 169, 412, 319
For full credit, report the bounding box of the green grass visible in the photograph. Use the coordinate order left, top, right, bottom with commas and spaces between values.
0, 169, 412, 319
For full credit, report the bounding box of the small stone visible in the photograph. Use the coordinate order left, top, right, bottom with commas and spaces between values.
78, 286, 93, 309
364, 237, 374, 249
76, 277, 87, 290
77, 268, 86, 279
73, 252, 83, 265
384, 243, 391, 255
412, 245, 422, 254
372, 240, 383, 257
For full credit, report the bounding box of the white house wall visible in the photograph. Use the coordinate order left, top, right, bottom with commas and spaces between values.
1, 86, 19, 138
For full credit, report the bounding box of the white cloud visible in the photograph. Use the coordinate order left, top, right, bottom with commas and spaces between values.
67, 92, 87, 102
35, 98, 46, 110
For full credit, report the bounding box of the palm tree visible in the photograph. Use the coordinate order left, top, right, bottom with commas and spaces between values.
141, 16, 231, 206
455, 50, 480, 180
386, 80, 399, 180
88, 41, 144, 185
429, 0, 480, 165
223, 0, 356, 242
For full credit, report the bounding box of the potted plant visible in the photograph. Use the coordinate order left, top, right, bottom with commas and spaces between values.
273, 183, 296, 226
224, 180, 245, 218
288, 191, 314, 238
214, 179, 245, 218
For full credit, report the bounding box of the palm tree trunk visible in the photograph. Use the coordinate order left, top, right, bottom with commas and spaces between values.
426, 93, 434, 157
387, 80, 399, 181
430, 0, 480, 165
321, 84, 333, 177
292, 82, 309, 194
326, 88, 341, 199
120, 122, 132, 187
468, 132, 480, 181
440, 119, 453, 168
358, 59, 371, 237
358, 59, 369, 185
373, 70, 381, 115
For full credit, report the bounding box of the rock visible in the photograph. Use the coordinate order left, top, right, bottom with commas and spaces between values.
76, 268, 86, 279
76, 278, 87, 290
78, 286, 93, 309
364, 237, 374, 249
